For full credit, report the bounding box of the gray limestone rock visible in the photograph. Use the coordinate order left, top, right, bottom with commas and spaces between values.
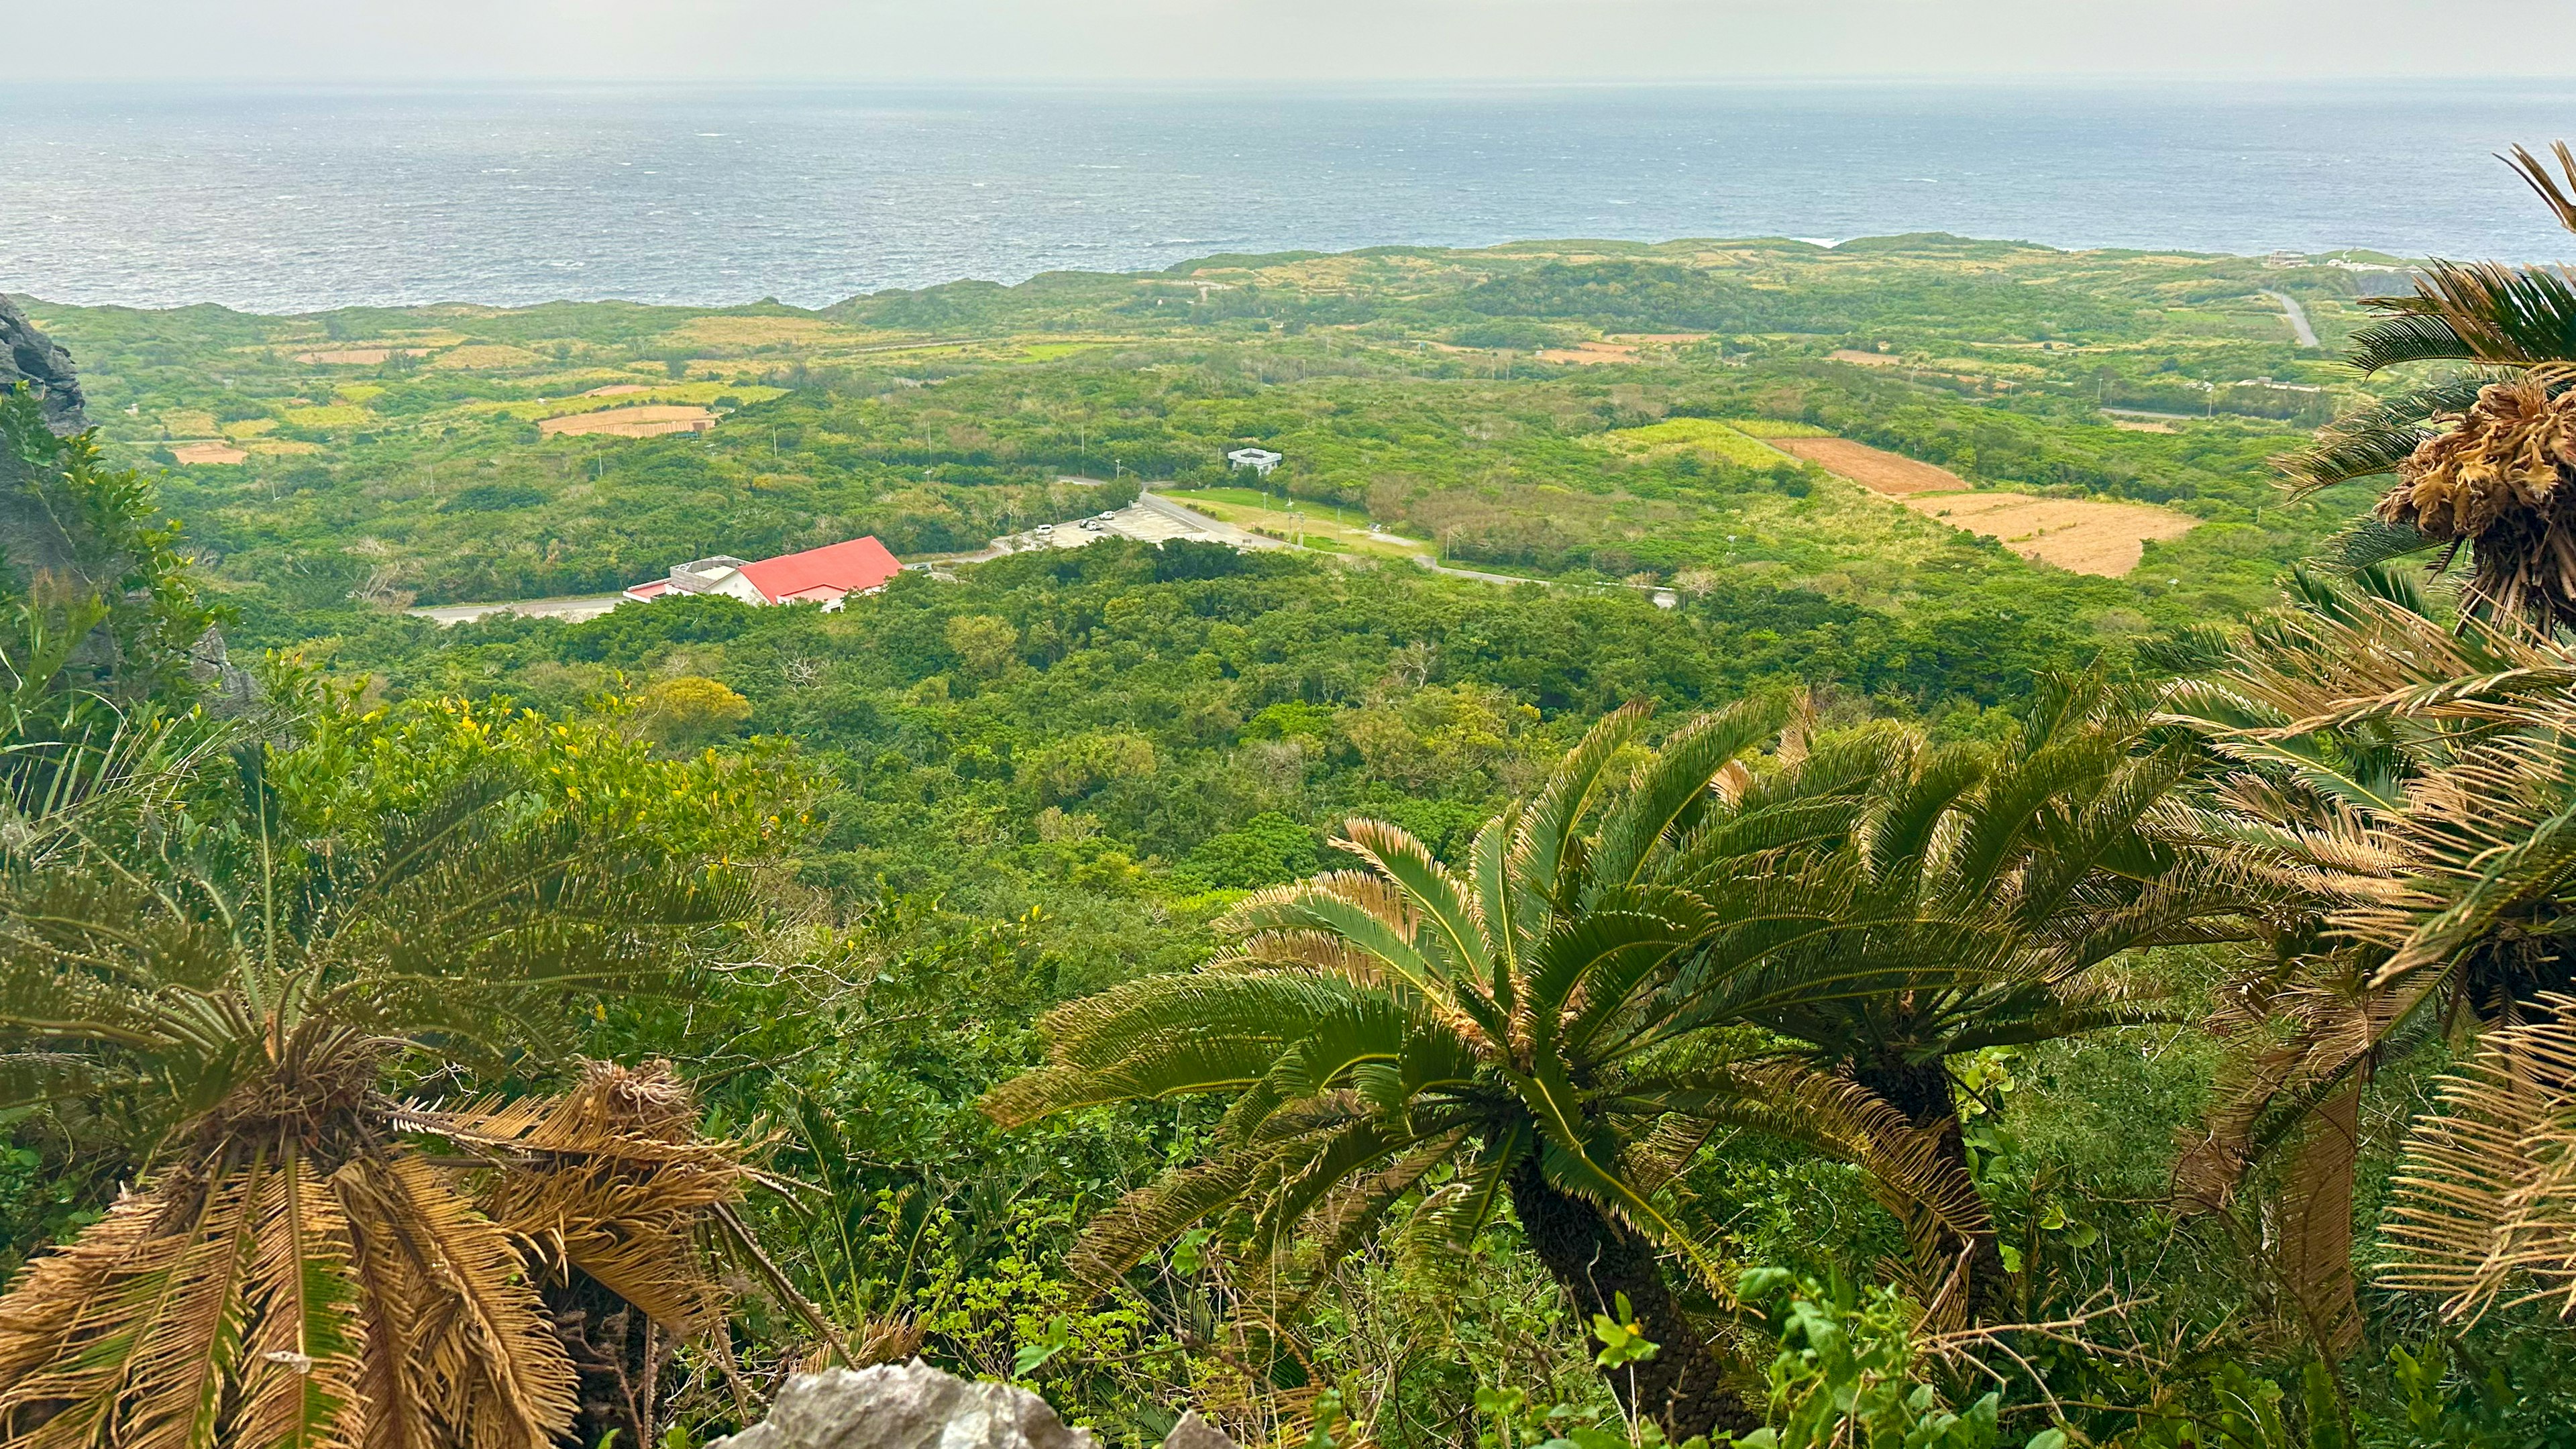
0, 295, 93, 591
1155, 1411, 1238, 1449
709, 1360, 1096, 1449
0, 294, 87, 435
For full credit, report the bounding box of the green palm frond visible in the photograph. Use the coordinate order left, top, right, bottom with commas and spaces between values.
2280, 371, 2524, 495
2349, 262, 2576, 372
1591, 696, 1788, 891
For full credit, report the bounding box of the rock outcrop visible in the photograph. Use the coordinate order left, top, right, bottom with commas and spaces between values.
710, 1362, 1095, 1449
708, 1360, 1238, 1449
1155, 1412, 1236, 1449
0, 294, 87, 434
1, 297, 94, 590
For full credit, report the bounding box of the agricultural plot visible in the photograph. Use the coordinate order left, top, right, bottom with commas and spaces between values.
536, 405, 718, 438
1784, 436, 2200, 576
1776, 438, 1968, 495
1906, 491, 2199, 576
1722, 419, 1835, 439
1596, 418, 1790, 466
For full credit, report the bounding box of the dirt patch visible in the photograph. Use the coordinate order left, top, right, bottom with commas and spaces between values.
1607, 333, 1710, 344
294, 347, 432, 365
1533, 341, 1642, 365
1829, 348, 1904, 367
582, 384, 651, 396
170, 441, 248, 466
1904, 491, 2199, 576
1776, 438, 1966, 496
1785, 435, 2196, 575
538, 405, 717, 439
2110, 418, 2176, 434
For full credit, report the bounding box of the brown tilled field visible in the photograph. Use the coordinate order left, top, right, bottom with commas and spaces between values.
1907, 492, 2198, 576
170, 441, 249, 465
537, 405, 716, 439
1785, 436, 2198, 576
1533, 341, 1639, 365
1776, 438, 1966, 495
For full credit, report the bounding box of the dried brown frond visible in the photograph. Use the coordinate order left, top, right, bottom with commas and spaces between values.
793, 1314, 923, 1374
2380, 992, 2576, 1321
427, 1063, 756, 1344
335, 1154, 576, 1449
0, 1187, 186, 1438
2505, 142, 2576, 235
1219, 930, 1396, 986
1220, 869, 1417, 938
2378, 376, 2576, 541
2373, 374, 2576, 627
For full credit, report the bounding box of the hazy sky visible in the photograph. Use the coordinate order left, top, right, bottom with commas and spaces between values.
24, 1, 2576, 83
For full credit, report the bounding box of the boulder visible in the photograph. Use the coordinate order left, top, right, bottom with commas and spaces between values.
710, 1360, 1095, 1449
0, 294, 86, 434
1156, 1411, 1238, 1449
707, 1362, 1242, 1449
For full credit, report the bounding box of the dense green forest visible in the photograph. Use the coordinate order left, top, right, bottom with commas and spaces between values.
13, 199, 2576, 1449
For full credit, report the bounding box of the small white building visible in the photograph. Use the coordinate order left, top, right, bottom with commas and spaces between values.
1227, 447, 1283, 477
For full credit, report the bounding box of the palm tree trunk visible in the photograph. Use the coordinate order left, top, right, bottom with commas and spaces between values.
1853, 1058, 2009, 1323
2280, 1084, 2363, 1360
1507, 1161, 1757, 1441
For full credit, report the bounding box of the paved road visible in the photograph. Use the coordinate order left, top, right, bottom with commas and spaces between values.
410, 594, 626, 627
415, 492, 1651, 626
2262, 290, 2321, 348
1413, 556, 1552, 588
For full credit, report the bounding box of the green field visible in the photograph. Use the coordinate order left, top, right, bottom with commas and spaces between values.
19, 230, 2377, 655
1596, 417, 1792, 465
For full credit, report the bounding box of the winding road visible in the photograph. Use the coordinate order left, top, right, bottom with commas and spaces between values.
2262, 290, 2321, 349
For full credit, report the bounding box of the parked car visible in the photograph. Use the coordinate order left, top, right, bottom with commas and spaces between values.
1036, 523, 1055, 535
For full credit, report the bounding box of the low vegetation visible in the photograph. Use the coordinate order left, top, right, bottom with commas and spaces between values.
11, 146, 2576, 1449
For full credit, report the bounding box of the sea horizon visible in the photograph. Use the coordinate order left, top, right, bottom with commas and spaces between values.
7, 76, 2573, 313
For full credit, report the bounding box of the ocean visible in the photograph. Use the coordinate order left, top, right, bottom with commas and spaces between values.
4, 80, 2573, 313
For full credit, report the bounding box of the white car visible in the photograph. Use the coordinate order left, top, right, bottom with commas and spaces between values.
1036, 523, 1055, 535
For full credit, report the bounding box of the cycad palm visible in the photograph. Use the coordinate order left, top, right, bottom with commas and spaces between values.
1676, 677, 2222, 1319
0, 771, 758, 1448
987, 700, 1990, 1442
2286, 142, 2576, 627
2160, 564, 2576, 1350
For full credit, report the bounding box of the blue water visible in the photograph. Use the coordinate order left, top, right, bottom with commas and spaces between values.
4, 80, 2574, 312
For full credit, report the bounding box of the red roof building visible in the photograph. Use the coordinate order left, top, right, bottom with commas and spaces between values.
624, 536, 903, 608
